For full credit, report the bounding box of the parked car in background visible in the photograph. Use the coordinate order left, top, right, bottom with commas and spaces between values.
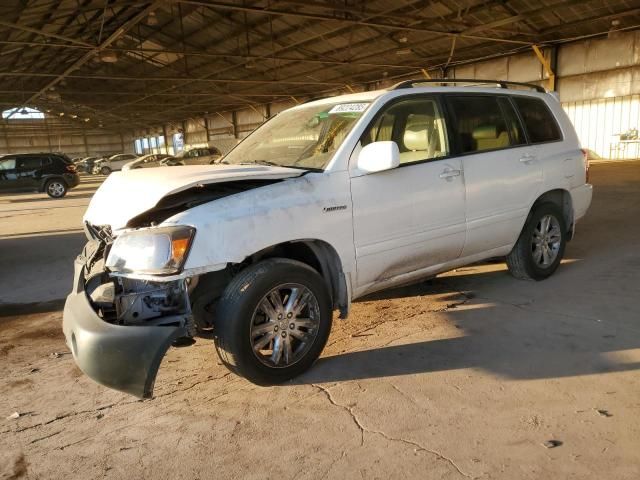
0, 152, 80, 198
165, 147, 221, 166
122, 153, 174, 171
75, 156, 100, 173
93, 153, 139, 175
63, 80, 592, 397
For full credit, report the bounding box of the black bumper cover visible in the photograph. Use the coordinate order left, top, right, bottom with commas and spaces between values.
62, 258, 188, 398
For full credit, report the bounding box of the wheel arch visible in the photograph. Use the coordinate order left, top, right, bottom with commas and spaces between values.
531, 189, 574, 239
246, 239, 350, 318
40, 175, 68, 193
190, 239, 351, 330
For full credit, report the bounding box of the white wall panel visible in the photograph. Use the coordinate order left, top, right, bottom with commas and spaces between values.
562, 95, 640, 159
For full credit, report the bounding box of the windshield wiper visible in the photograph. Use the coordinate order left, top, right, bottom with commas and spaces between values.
234, 160, 321, 172
240, 160, 280, 167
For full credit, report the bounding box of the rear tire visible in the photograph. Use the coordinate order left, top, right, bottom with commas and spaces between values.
45, 179, 67, 198
214, 258, 332, 385
506, 202, 567, 281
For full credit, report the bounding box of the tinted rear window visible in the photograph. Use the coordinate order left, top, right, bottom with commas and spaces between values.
446, 95, 517, 154
513, 97, 562, 143
17, 157, 44, 169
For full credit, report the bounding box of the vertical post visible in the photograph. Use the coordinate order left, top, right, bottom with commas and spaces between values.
43, 114, 52, 152
204, 116, 210, 143
82, 129, 89, 156
265, 103, 271, 120
162, 124, 169, 154
231, 111, 238, 139
532, 45, 556, 91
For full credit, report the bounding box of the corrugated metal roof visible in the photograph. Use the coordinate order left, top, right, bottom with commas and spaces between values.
0, 0, 638, 131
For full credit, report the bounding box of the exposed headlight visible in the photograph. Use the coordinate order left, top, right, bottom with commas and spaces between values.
106, 226, 195, 275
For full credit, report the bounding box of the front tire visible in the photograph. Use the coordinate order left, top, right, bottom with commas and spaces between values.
100, 166, 112, 175
214, 259, 332, 385
506, 202, 567, 281
45, 179, 67, 198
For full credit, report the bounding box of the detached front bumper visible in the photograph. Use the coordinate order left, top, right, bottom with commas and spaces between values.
62, 258, 189, 398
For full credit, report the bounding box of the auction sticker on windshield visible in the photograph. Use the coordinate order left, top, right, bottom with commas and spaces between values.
329, 103, 369, 114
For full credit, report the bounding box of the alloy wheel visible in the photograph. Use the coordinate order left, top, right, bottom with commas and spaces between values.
249, 283, 321, 368
531, 214, 562, 267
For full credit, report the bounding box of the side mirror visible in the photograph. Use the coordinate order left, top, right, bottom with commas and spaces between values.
357, 141, 400, 173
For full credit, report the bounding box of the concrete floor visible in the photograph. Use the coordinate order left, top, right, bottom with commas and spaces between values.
1, 163, 639, 479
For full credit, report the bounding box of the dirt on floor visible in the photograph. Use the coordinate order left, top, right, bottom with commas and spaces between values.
1, 163, 640, 480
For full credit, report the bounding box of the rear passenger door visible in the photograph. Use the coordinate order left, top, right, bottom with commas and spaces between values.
16, 156, 45, 190
445, 94, 542, 257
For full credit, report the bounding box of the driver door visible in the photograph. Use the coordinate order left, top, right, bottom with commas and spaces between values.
350, 96, 466, 295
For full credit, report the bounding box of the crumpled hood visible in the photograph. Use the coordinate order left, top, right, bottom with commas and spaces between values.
84, 164, 304, 230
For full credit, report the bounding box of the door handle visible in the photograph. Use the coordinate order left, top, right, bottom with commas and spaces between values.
519, 154, 536, 164
439, 168, 461, 179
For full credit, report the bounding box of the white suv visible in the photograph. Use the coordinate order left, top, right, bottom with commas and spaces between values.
63, 80, 592, 398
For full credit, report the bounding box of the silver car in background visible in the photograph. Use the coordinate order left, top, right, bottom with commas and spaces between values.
122, 153, 174, 171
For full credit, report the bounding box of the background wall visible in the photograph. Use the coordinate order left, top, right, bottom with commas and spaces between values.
3, 31, 640, 161
0, 114, 134, 158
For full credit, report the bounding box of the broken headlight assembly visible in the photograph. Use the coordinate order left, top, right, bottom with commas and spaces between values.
106, 225, 195, 276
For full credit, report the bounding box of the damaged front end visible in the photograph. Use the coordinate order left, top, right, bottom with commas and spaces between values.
62, 224, 196, 398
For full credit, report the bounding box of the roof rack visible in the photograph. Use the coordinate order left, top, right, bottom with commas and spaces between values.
391, 78, 546, 93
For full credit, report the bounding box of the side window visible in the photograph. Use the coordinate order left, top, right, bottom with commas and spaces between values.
363, 97, 449, 165
17, 157, 42, 169
513, 97, 562, 143
0, 158, 16, 170
447, 95, 516, 153
498, 98, 526, 146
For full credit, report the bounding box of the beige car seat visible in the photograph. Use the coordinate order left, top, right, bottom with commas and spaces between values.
472, 125, 509, 151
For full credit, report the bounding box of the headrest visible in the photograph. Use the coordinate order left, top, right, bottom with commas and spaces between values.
472, 125, 499, 140
403, 115, 432, 151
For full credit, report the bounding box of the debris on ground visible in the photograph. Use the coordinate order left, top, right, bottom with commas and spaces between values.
542, 440, 563, 448
596, 409, 613, 417
6, 411, 21, 420
49, 351, 70, 359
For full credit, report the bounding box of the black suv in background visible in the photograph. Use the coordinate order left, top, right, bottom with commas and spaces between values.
0, 153, 80, 198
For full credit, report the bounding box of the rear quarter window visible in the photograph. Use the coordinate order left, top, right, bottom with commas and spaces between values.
513, 97, 562, 143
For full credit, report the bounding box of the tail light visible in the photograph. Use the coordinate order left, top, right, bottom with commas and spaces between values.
66, 164, 77, 173
581, 148, 589, 183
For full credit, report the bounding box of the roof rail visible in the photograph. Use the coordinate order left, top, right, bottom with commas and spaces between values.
390, 78, 546, 93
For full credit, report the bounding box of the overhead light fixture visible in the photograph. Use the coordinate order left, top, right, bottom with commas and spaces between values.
395, 48, 413, 55
99, 50, 118, 63
71, 114, 77, 119
147, 11, 159, 26
84, 118, 90, 122
608, 19, 622, 39
392, 32, 408, 43
59, 112, 65, 116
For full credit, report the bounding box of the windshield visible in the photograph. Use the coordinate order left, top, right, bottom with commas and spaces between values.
223, 101, 370, 170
